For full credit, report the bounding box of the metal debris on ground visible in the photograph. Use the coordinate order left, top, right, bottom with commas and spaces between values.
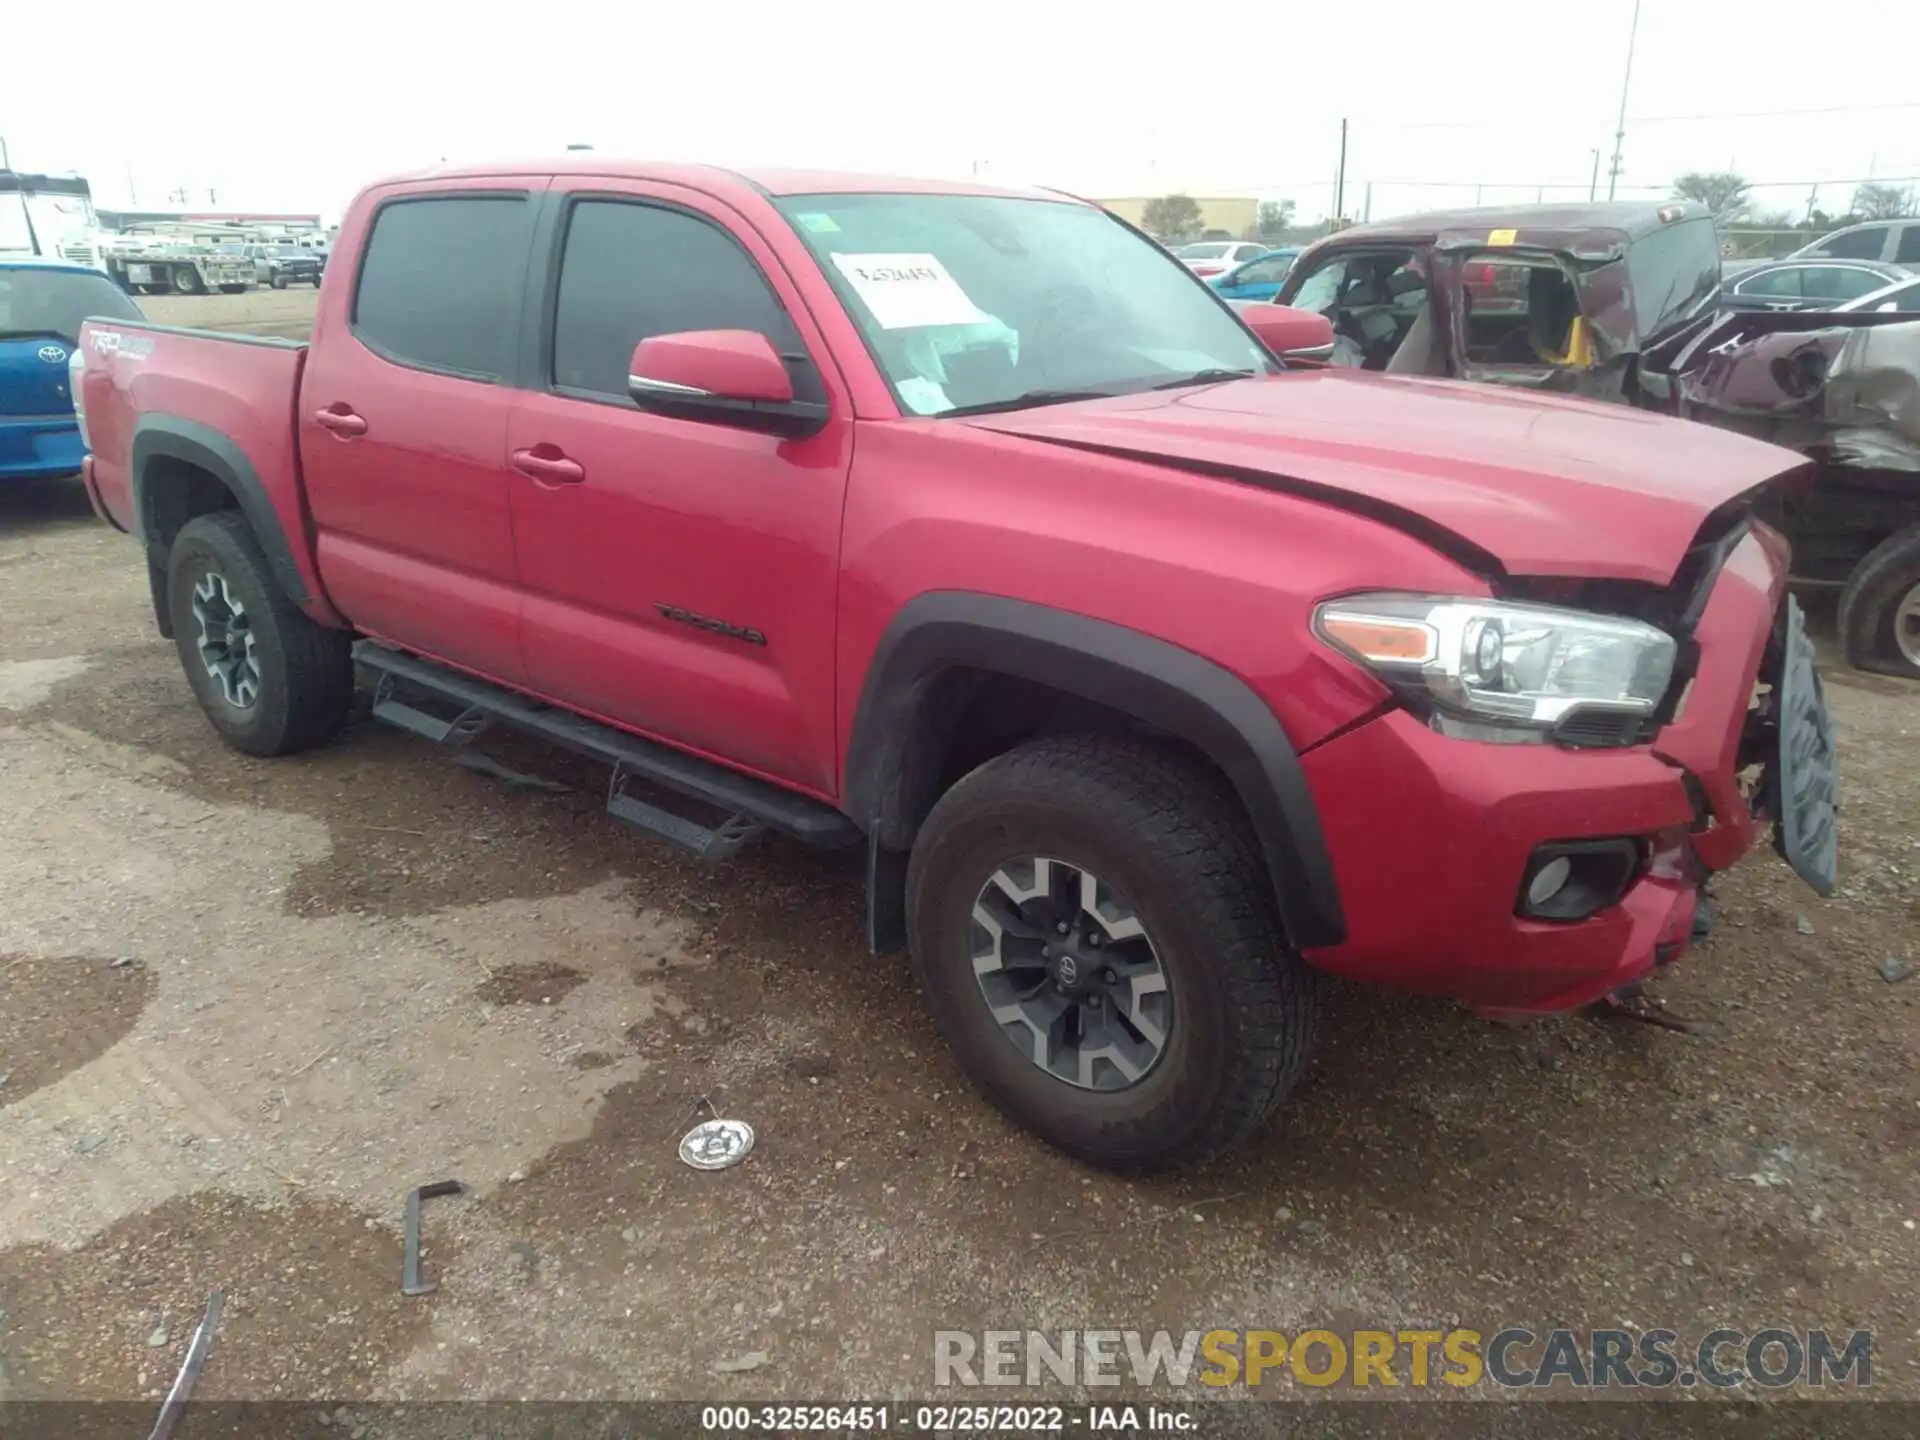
1879, 956, 1914, 984
680, 1118, 755, 1171
401, 1180, 465, 1297
109, 955, 143, 970
451, 750, 572, 793
1795, 915, 1817, 936
713, 1350, 771, 1374
1597, 991, 1720, 1037
145, 1289, 224, 1440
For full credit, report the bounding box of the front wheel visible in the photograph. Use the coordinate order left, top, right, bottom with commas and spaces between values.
906, 735, 1318, 1171
271, 273, 289, 290
1838, 524, 1920, 679
166, 513, 354, 756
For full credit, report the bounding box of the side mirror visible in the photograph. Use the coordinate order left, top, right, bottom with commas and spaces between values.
1236, 302, 1336, 361
627, 330, 828, 439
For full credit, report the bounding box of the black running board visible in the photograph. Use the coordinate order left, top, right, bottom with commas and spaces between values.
355, 642, 860, 860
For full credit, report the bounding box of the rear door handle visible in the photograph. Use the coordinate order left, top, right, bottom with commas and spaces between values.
510, 446, 586, 486
314, 407, 367, 437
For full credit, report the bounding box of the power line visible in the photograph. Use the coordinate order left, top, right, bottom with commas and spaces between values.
1344, 99, 1920, 132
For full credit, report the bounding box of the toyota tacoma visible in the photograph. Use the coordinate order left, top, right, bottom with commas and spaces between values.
75, 160, 1839, 1171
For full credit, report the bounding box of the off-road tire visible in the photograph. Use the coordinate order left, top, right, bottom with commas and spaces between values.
166, 513, 353, 756
906, 734, 1318, 1171
1837, 523, 1920, 679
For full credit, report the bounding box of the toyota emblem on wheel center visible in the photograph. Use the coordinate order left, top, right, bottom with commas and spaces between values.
679, 1118, 755, 1170
38, 345, 67, 364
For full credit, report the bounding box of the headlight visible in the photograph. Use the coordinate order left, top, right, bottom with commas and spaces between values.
1314, 594, 1677, 743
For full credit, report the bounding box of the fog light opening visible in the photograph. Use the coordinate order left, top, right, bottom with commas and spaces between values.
1526, 856, 1572, 908
1518, 839, 1644, 922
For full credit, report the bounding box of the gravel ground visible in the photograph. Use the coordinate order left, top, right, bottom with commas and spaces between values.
2, 290, 1916, 1422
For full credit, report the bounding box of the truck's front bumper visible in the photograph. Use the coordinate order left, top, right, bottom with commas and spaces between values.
1298, 526, 1809, 1016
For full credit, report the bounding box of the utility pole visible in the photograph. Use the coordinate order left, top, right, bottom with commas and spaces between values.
1589, 149, 1601, 201
0, 134, 10, 170
1606, 0, 1643, 200
1363, 181, 1373, 223
1332, 118, 1348, 225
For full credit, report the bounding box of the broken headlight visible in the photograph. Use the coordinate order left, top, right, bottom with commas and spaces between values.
1314, 594, 1677, 742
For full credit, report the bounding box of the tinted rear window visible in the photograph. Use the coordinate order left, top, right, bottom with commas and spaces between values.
0, 267, 142, 342
352, 195, 532, 379
1897, 226, 1920, 265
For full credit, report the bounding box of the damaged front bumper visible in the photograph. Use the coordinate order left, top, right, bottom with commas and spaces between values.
1298, 524, 1839, 1016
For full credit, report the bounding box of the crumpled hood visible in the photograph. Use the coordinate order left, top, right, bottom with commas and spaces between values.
964, 370, 1808, 583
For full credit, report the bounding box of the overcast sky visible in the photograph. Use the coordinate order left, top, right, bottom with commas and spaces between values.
7, 0, 1917, 225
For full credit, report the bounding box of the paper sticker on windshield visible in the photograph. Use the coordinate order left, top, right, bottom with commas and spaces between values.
1487, 228, 1518, 246
831, 253, 989, 330
795, 212, 841, 234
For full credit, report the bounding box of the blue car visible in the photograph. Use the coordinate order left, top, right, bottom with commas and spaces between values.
1208, 247, 1301, 303
1, 257, 144, 482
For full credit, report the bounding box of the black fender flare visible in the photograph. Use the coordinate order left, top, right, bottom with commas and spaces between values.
844, 592, 1346, 949
130, 414, 314, 632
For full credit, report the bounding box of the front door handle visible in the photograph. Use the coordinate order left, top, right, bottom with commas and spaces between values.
314, 406, 368, 437
510, 446, 586, 486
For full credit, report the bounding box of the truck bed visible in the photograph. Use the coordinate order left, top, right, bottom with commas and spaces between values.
77, 317, 335, 620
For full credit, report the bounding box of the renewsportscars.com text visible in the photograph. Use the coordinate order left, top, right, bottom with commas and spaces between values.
933, 1327, 1872, 1390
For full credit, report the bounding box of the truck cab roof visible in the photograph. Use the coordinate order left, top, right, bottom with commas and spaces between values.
372, 156, 1071, 204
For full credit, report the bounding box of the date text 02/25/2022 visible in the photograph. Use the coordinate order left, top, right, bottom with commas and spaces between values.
698, 1404, 1195, 1431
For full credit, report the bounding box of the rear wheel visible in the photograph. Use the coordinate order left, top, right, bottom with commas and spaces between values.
166, 513, 353, 756
171, 266, 204, 295
906, 735, 1318, 1171
1838, 524, 1920, 679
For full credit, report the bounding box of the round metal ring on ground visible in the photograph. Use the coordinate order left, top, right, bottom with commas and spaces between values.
679, 1118, 755, 1170
968, 854, 1172, 1093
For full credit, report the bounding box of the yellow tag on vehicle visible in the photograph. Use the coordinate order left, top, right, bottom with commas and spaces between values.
1487, 229, 1518, 246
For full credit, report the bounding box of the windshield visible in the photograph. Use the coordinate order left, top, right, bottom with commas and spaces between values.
775, 194, 1273, 416
0, 266, 142, 342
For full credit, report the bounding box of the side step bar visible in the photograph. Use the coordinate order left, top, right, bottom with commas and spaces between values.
355, 642, 860, 860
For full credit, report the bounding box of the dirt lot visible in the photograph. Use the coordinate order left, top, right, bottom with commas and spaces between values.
2, 287, 1917, 1423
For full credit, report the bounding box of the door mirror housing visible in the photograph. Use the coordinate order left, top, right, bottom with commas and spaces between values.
1236, 302, 1337, 361
627, 330, 828, 438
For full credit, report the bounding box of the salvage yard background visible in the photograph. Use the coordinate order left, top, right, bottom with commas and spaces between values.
2, 288, 1917, 1407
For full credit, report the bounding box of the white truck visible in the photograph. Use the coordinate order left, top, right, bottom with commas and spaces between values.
2, 172, 252, 293
94, 231, 254, 295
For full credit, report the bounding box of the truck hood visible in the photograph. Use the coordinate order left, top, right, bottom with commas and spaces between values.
963, 371, 1806, 583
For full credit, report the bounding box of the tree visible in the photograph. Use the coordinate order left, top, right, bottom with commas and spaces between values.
1673, 171, 1751, 222
1141, 194, 1204, 240
1850, 183, 1916, 221
1255, 199, 1297, 241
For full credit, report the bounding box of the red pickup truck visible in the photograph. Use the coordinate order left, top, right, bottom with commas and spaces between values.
75, 159, 1839, 1171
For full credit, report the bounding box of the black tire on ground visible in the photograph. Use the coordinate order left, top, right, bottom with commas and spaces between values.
271, 273, 289, 290
166, 513, 354, 756
906, 734, 1318, 1172
171, 266, 204, 295
1837, 523, 1920, 679
310, 275, 324, 287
